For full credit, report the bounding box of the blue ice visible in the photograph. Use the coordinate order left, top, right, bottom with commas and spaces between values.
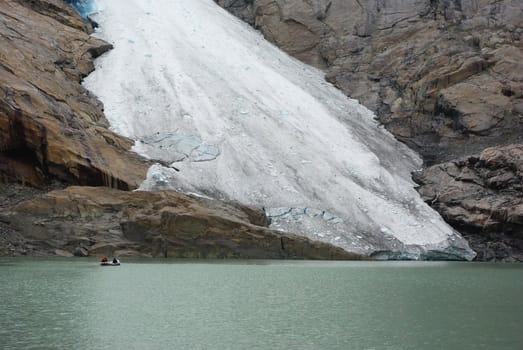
64, 0, 97, 18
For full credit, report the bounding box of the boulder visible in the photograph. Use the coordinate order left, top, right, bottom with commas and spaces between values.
73, 246, 89, 257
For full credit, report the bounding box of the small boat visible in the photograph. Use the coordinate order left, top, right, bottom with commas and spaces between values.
100, 257, 120, 266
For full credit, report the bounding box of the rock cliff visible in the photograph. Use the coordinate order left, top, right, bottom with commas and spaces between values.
0, 0, 149, 189
0, 186, 362, 259
216, 0, 523, 260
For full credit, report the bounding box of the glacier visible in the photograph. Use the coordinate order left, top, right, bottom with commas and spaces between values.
82, 0, 475, 260
65, 0, 98, 18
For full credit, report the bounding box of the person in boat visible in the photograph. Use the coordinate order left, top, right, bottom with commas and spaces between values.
101, 256, 108, 263
112, 257, 118, 264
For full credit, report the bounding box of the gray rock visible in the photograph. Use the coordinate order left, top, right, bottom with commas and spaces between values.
214, 0, 256, 24
73, 246, 89, 257
414, 144, 523, 261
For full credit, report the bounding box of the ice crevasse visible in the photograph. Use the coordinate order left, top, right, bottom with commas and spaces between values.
80, 0, 475, 260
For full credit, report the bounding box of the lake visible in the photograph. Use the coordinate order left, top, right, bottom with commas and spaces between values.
1, 259, 522, 349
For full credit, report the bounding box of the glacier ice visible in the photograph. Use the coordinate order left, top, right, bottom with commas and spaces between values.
65, 0, 98, 18
83, 0, 475, 260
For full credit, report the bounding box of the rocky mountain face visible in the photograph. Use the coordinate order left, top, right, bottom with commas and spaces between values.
0, 0, 356, 259
216, 0, 523, 260
0, 0, 149, 189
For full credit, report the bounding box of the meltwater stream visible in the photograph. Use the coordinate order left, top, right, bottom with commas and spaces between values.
81, 0, 474, 260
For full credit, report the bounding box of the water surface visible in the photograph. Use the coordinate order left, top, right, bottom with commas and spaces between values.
1, 259, 522, 349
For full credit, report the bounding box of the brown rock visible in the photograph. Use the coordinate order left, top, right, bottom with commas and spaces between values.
0, 0, 150, 189
0, 186, 363, 260
73, 246, 89, 257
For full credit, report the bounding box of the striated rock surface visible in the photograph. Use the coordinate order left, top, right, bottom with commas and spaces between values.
217, 0, 522, 164
0, 0, 149, 189
0, 186, 362, 259
414, 144, 523, 261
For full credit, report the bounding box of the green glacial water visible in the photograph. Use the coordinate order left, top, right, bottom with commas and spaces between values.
1, 259, 522, 350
